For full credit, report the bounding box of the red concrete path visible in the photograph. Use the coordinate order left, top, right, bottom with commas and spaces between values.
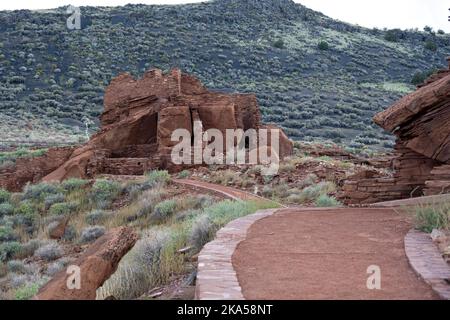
233, 208, 440, 300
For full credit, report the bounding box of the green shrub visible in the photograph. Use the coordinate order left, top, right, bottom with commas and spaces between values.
16, 239, 41, 259
80, 226, 105, 243
0, 189, 11, 204
0, 203, 14, 217
318, 41, 329, 50
299, 182, 336, 202
177, 170, 190, 179
273, 38, 284, 49
411, 203, 450, 233
0, 226, 17, 242
424, 40, 437, 51
145, 170, 170, 188
61, 178, 88, 192
49, 202, 78, 216
7, 260, 27, 274
23, 182, 61, 202
150, 199, 177, 223
44, 193, 65, 210
190, 214, 214, 251
14, 201, 34, 217
0, 242, 22, 262
15, 282, 42, 300
90, 179, 122, 209
384, 30, 398, 42
315, 195, 342, 207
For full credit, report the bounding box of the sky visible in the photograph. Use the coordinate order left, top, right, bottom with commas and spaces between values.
0, 0, 449, 32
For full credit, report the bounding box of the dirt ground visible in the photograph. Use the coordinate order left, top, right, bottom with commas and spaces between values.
233, 208, 440, 300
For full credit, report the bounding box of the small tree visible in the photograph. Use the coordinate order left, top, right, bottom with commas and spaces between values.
384, 30, 398, 42
318, 41, 329, 50
424, 40, 437, 51
273, 38, 284, 49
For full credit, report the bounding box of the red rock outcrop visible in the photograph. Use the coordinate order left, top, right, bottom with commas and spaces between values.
0, 147, 75, 192
35, 227, 138, 300
343, 56, 450, 204
42, 69, 293, 182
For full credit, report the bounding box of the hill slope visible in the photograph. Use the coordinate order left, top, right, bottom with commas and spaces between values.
0, 0, 448, 150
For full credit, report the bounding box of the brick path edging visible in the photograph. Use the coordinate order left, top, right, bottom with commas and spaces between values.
404, 229, 450, 300
195, 209, 279, 300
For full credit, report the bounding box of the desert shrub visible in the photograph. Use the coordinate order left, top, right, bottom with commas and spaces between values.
318, 41, 329, 50
145, 170, 170, 188
97, 229, 170, 300
384, 30, 398, 42
150, 199, 177, 224
16, 239, 41, 259
190, 214, 214, 251
0, 189, 11, 204
0, 242, 22, 262
0, 226, 17, 242
299, 181, 336, 202
14, 201, 34, 217
7, 260, 26, 274
45, 258, 71, 276
44, 193, 65, 210
0, 203, 14, 217
49, 202, 77, 216
177, 170, 190, 179
272, 184, 290, 199
34, 242, 62, 261
261, 185, 273, 198
80, 226, 105, 243
14, 281, 42, 300
61, 178, 88, 192
175, 209, 201, 222
297, 173, 318, 188
411, 69, 436, 85
273, 38, 284, 49
85, 210, 108, 225
315, 195, 342, 207
89, 179, 122, 209
22, 182, 61, 202
62, 225, 77, 242
424, 40, 437, 51
411, 203, 450, 233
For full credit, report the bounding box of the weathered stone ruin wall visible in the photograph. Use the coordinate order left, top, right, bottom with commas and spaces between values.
0, 147, 75, 192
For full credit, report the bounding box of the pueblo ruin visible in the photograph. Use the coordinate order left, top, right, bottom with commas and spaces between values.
0, 68, 293, 191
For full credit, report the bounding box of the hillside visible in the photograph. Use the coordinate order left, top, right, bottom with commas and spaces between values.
0, 0, 448, 151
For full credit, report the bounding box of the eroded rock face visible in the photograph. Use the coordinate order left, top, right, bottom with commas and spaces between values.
35, 227, 138, 300
343, 57, 450, 204
42, 68, 293, 182
0, 147, 75, 192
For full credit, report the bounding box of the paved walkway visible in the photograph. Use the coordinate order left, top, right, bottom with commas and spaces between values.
173, 179, 283, 205
232, 208, 440, 300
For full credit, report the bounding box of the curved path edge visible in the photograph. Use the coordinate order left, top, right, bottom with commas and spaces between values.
195, 209, 279, 300
404, 229, 450, 300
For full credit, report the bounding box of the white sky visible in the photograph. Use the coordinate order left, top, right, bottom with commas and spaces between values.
0, 0, 449, 32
